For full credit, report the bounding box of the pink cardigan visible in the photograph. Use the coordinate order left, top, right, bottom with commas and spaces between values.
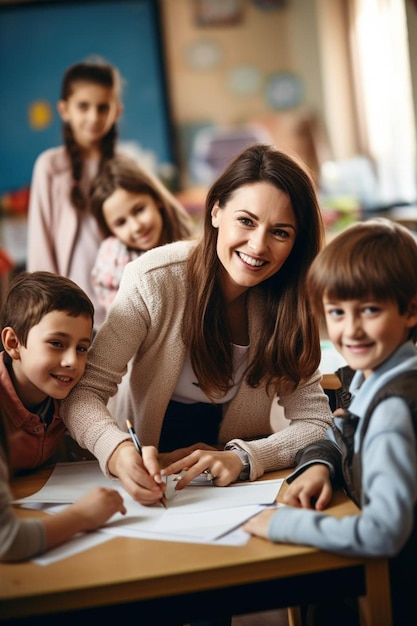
26, 146, 106, 327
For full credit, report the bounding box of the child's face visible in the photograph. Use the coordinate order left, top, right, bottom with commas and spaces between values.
8, 310, 92, 408
57, 81, 122, 151
323, 297, 417, 378
102, 187, 164, 251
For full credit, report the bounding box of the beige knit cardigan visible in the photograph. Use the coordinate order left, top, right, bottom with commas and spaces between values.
61, 240, 333, 480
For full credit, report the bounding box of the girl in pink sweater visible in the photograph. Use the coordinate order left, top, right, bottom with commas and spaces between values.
90, 155, 194, 313
27, 59, 123, 330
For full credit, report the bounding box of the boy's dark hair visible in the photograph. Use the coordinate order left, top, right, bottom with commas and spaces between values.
0, 271, 94, 347
307, 217, 417, 341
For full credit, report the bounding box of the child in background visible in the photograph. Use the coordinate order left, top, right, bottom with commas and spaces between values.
244, 218, 417, 626
0, 402, 125, 563
0, 271, 95, 471
90, 155, 194, 312
27, 59, 124, 330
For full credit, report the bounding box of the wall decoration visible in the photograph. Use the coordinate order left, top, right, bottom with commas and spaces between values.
228, 64, 262, 95
184, 39, 223, 71
28, 100, 53, 131
264, 72, 304, 110
194, 0, 243, 26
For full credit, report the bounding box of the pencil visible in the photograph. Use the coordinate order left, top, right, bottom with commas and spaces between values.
126, 419, 142, 455
126, 419, 166, 509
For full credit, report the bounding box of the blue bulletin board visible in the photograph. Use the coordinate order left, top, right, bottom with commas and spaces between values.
0, 0, 174, 196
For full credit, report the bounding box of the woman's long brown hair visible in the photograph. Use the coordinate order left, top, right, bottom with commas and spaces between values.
183, 143, 324, 398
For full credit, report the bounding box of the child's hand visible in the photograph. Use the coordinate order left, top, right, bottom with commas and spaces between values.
283, 464, 332, 510
70, 487, 126, 530
243, 509, 276, 540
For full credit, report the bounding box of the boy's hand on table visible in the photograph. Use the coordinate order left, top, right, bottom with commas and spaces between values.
108, 442, 165, 506
283, 464, 332, 510
242, 509, 276, 540
244, 464, 335, 540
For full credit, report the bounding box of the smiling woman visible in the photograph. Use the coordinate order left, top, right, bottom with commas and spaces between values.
211, 182, 296, 301
60, 143, 333, 516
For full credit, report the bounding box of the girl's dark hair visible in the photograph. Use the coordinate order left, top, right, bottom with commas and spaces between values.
60, 60, 122, 212
307, 217, 417, 342
183, 143, 324, 397
90, 155, 194, 242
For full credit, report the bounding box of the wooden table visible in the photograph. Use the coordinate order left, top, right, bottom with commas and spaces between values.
0, 468, 392, 625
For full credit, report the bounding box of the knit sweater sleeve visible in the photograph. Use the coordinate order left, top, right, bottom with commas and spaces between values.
0, 454, 46, 562
286, 439, 342, 484
60, 249, 174, 475
265, 397, 417, 558
227, 370, 333, 479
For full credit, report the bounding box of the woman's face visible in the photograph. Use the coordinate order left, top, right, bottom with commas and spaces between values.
211, 182, 297, 302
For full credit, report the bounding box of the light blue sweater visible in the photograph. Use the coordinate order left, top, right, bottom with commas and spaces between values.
268, 341, 417, 558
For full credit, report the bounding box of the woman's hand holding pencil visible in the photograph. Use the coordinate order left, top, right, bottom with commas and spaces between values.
107, 425, 166, 507
126, 420, 166, 509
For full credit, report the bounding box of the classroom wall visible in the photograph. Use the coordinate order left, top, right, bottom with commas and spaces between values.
1, 0, 416, 197
159, 0, 327, 188
0, 0, 174, 197
160, 0, 324, 125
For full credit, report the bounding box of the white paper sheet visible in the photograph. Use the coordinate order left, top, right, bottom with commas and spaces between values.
15, 461, 123, 504
32, 532, 112, 566
151, 504, 266, 539
16, 461, 283, 513
16, 461, 283, 562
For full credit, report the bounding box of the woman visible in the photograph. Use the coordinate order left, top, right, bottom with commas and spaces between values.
61, 143, 333, 505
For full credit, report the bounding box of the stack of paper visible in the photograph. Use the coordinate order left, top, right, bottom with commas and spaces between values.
16, 461, 284, 564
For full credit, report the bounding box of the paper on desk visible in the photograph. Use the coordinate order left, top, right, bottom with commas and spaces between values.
30, 505, 273, 565
17, 461, 283, 550
32, 532, 112, 566
15, 461, 124, 504
99, 502, 270, 542
150, 503, 266, 540
16, 461, 283, 511
100, 525, 252, 546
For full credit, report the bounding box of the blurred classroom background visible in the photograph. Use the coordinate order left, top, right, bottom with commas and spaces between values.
1, 0, 417, 295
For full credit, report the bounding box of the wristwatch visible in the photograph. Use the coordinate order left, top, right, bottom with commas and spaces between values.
225, 444, 251, 481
